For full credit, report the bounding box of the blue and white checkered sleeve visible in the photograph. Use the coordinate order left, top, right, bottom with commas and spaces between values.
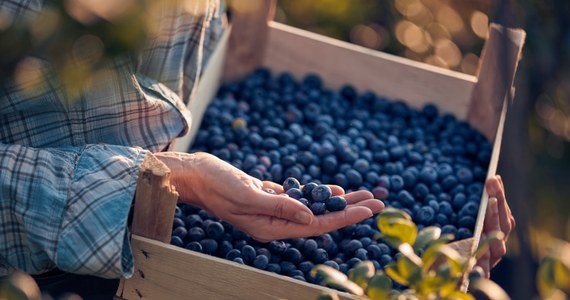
0, 143, 149, 279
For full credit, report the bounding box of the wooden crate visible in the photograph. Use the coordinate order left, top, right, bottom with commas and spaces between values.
116, 1, 525, 299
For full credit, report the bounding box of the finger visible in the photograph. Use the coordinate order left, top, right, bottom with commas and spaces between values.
486, 178, 512, 235
248, 192, 314, 225
483, 197, 501, 234
475, 243, 492, 278
289, 206, 375, 238
329, 185, 345, 196
344, 190, 375, 204
347, 199, 385, 214
262, 181, 285, 194
489, 240, 506, 268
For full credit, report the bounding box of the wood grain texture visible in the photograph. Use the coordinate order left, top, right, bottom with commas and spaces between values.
263, 22, 477, 119
223, 0, 276, 81
467, 23, 526, 141
121, 235, 359, 300
131, 154, 179, 243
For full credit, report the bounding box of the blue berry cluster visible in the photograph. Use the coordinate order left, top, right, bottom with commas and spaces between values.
171, 68, 491, 282
277, 177, 347, 215
171, 203, 395, 283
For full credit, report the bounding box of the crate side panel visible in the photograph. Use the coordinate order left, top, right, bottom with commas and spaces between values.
121, 235, 359, 300
263, 22, 477, 119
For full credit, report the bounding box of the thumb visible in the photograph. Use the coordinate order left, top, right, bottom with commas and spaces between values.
250, 191, 314, 225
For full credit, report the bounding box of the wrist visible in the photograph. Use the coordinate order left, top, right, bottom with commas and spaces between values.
153, 151, 202, 205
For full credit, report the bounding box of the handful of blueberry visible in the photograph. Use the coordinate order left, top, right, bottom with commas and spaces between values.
278, 177, 347, 215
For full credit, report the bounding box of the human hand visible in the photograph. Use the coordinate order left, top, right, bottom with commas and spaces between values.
476, 175, 516, 277
154, 152, 384, 242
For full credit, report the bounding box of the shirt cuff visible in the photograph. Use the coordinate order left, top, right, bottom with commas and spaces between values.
55, 144, 149, 279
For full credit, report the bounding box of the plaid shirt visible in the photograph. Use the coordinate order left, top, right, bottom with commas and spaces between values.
0, 0, 224, 279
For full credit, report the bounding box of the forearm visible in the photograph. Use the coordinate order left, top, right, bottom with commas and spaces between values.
0, 143, 148, 279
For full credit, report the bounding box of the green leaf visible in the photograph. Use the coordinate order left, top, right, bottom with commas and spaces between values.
376, 233, 403, 249
385, 262, 409, 286
366, 271, 393, 300
413, 226, 441, 252
378, 218, 418, 245
422, 243, 465, 276
311, 265, 364, 296
474, 231, 505, 259
348, 261, 375, 290
377, 207, 412, 221
397, 253, 423, 287
469, 278, 511, 300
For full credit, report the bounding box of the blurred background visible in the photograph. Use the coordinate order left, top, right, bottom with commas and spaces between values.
275, 1, 570, 299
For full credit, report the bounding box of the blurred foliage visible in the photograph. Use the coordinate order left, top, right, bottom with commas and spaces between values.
312, 208, 509, 300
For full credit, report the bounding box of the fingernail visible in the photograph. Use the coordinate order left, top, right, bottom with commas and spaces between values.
295, 212, 312, 225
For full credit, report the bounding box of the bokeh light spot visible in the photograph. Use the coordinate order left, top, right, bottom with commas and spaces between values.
471, 10, 489, 39
434, 38, 461, 67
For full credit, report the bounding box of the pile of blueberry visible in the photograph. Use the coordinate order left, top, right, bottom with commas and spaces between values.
170, 68, 491, 283
277, 177, 347, 215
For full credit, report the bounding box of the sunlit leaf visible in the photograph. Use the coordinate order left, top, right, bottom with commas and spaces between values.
553, 259, 570, 293
348, 261, 375, 290
366, 271, 393, 300
422, 244, 465, 276
376, 233, 403, 249
413, 226, 441, 252
385, 262, 409, 286
537, 257, 556, 298
474, 231, 505, 259
378, 217, 418, 245
397, 253, 422, 287
311, 265, 364, 296
469, 278, 511, 300
310, 265, 348, 283
377, 207, 412, 221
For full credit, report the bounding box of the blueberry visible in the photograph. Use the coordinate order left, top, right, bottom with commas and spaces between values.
242, 245, 257, 263
280, 261, 297, 275
303, 239, 318, 257
283, 177, 301, 191
254, 255, 270, 270
225, 249, 242, 260
458, 216, 476, 228
456, 228, 473, 240
339, 263, 349, 274
436, 213, 449, 226
326, 196, 347, 212
233, 257, 245, 265
316, 234, 336, 253
298, 261, 315, 274
377, 243, 391, 256
459, 201, 479, 218
285, 188, 303, 199
200, 239, 218, 254
414, 183, 430, 200
343, 240, 363, 255
415, 206, 436, 225
174, 206, 183, 219
170, 236, 184, 247
442, 175, 459, 191
428, 200, 440, 213
269, 240, 288, 255
312, 248, 329, 264
452, 193, 467, 210
372, 186, 389, 200
366, 244, 382, 260
439, 201, 453, 217
297, 198, 310, 207
402, 171, 418, 188
172, 226, 188, 240
389, 175, 405, 191
219, 240, 234, 257
283, 247, 303, 264
397, 190, 415, 208
379, 254, 393, 267
172, 217, 185, 230
309, 202, 327, 215
266, 263, 282, 274
355, 248, 368, 260
420, 166, 438, 184
345, 169, 363, 186
185, 241, 203, 252
311, 185, 332, 202
346, 257, 362, 268
206, 221, 225, 240
323, 260, 340, 271
441, 225, 457, 236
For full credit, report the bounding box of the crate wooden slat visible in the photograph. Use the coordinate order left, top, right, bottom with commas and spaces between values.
120, 235, 358, 300
118, 1, 525, 298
